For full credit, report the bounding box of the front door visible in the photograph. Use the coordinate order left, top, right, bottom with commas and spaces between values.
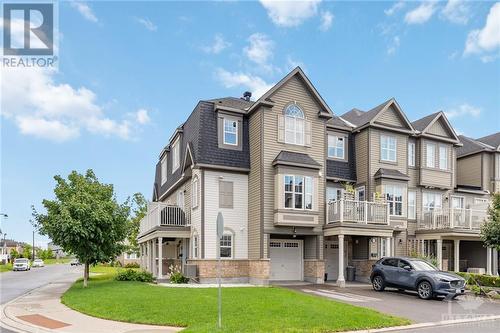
324, 240, 348, 281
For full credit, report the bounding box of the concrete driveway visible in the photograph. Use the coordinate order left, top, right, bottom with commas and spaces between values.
285, 283, 500, 324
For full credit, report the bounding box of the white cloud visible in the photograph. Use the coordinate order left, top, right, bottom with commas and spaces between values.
387, 36, 401, 55
384, 1, 405, 16
464, 3, 500, 57
70, 1, 98, 23
404, 2, 437, 24
243, 33, 274, 66
441, 0, 470, 24
135, 17, 157, 31
444, 103, 482, 119
214, 68, 274, 99
1, 67, 144, 142
135, 109, 150, 124
202, 34, 231, 54
259, 0, 321, 27
286, 55, 305, 71
319, 10, 333, 31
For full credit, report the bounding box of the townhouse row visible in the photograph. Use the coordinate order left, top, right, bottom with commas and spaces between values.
137, 67, 500, 285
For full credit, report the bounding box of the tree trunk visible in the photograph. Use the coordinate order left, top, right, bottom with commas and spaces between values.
83, 261, 89, 287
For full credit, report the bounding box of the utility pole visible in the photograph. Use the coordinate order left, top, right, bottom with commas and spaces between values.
32, 230, 35, 261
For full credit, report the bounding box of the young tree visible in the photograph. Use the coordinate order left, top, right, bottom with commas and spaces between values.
9, 249, 19, 261
481, 193, 500, 251
32, 170, 130, 287
126, 193, 147, 252
22, 244, 32, 259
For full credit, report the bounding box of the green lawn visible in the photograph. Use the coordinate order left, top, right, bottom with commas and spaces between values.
44, 258, 72, 265
0, 263, 12, 273
62, 277, 410, 333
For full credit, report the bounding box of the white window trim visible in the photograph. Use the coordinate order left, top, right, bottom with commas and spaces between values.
284, 175, 313, 210
161, 156, 167, 185
384, 184, 404, 216
422, 192, 442, 211
451, 195, 465, 209
172, 137, 180, 172
381, 135, 397, 162
328, 134, 346, 160
355, 186, 366, 201
426, 143, 436, 168
474, 198, 489, 204
192, 234, 198, 259
408, 190, 416, 219
191, 177, 199, 208
220, 233, 233, 259
439, 145, 448, 170
223, 118, 238, 146
408, 142, 415, 167
284, 104, 305, 146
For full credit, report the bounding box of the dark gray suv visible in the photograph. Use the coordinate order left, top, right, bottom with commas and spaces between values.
370, 257, 466, 300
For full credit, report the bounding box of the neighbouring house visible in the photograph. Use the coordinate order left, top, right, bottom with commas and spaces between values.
0, 239, 25, 263
137, 67, 499, 285
48, 242, 67, 259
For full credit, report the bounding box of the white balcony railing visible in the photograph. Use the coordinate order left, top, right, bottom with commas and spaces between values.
418, 208, 488, 230
327, 199, 390, 225
139, 202, 191, 236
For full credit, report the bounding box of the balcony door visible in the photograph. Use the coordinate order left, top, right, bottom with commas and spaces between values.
177, 191, 185, 209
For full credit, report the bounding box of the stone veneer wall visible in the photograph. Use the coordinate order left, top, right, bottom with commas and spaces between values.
187, 259, 270, 285
304, 259, 325, 284
352, 259, 378, 282
248, 259, 270, 285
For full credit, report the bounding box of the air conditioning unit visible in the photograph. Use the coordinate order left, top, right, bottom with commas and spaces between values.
184, 264, 198, 278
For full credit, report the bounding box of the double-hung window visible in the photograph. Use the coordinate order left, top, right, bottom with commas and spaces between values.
408, 191, 416, 219
384, 185, 403, 216
161, 156, 167, 185
193, 235, 198, 258
284, 104, 305, 145
328, 135, 345, 159
439, 146, 448, 170
220, 234, 232, 258
381, 135, 396, 162
191, 177, 199, 208
284, 175, 313, 210
223, 118, 238, 145
426, 143, 436, 168
408, 142, 415, 167
423, 192, 442, 211
172, 138, 180, 172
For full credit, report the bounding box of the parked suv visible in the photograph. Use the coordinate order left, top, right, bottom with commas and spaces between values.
13, 258, 31, 271
370, 257, 466, 300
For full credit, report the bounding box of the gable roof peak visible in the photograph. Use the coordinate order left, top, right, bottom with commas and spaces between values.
476, 132, 500, 149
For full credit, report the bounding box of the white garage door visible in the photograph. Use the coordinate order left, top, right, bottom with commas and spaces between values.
270, 239, 303, 281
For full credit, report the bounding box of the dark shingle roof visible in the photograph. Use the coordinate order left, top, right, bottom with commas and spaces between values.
476, 132, 500, 149
374, 168, 409, 181
457, 135, 495, 157
207, 97, 254, 111
273, 151, 321, 169
411, 111, 440, 132
340, 99, 393, 127
327, 116, 354, 130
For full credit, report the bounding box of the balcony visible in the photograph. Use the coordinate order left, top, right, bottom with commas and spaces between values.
139, 202, 191, 236
418, 208, 488, 231
327, 199, 390, 225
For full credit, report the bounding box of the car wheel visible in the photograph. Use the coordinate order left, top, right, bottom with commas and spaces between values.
372, 275, 385, 291
417, 281, 433, 300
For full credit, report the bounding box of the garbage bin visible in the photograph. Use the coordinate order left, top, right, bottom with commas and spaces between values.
346, 266, 356, 282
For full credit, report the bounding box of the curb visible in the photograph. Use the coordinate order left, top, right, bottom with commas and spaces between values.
344, 314, 500, 332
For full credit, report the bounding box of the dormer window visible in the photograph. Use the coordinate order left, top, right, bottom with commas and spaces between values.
223, 118, 238, 145
172, 137, 180, 172
284, 104, 305, 145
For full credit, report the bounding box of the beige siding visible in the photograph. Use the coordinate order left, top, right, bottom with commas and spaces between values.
420, 169, 453, 188
428, 118, 449, 137
456, 154, 481, 187
248, 111, 262, 260
355, 129, 369, 185
190, 169, 202, 248
420, 139, 453, 188
483, 153, 491, 192
261, 75, 326, 234
373, 105, 405, 128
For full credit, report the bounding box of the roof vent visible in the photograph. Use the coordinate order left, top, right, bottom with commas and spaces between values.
242, 91, 252, 101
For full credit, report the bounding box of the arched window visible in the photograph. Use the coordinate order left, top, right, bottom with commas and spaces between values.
191, 176, 199, 208
284, 103, 305, 145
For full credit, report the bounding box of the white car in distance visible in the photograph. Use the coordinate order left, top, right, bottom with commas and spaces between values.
32, 259, 45, 267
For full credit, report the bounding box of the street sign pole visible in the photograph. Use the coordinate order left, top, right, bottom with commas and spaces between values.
216, 212, 224, 329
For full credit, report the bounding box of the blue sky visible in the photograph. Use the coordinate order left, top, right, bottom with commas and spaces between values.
1, 0, 499, 246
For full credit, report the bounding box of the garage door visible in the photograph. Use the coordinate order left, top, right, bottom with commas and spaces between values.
270, 239, 303, 281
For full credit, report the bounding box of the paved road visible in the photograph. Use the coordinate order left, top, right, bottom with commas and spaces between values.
0, 263, 82, 305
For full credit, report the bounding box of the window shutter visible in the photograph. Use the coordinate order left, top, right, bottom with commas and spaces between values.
304, 119, 312, 147
277, 114, 285, 143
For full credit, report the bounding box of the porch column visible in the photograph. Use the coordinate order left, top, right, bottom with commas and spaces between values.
386, 237, 391, 257
337, 234, 345, 287
436, 239, 443, 270
454, 240, 460, 273
147, 241, 152, 272
493, 248, 499, 276
158, 237, 163, 279
486, 247, 492, 275
152, 239, 157, 277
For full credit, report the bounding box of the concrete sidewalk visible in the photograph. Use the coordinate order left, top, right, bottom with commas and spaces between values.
1, 281, 182, 333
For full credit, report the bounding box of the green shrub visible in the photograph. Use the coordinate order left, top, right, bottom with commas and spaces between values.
169, 271, 189, 284
456, 272, 500, 288
124, 262, 140, 268
115, 269, 154, 282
